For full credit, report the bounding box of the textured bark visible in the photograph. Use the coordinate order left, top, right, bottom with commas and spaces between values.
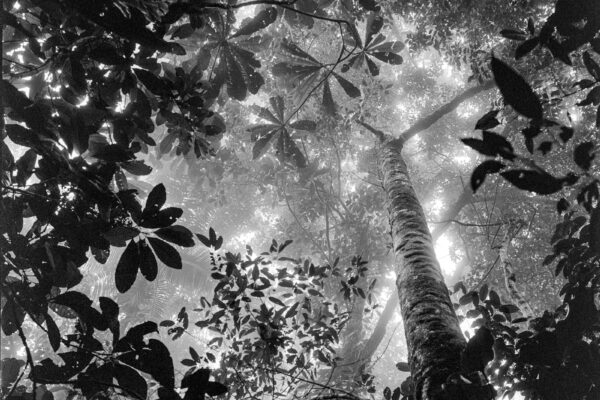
381, 139, 466, 400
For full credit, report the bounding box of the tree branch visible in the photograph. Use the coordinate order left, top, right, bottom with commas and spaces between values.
398, 81, 495, 142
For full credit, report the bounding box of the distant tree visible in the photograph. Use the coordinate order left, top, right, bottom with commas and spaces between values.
1, 1, 599, 400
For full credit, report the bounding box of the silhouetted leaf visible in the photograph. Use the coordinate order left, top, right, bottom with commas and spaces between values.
500, 29, 527, 41
148, 237, 182, 269
121, 160, 153, 176
583, 52, 600, 81
144, 184, 167, 216
590, 205, 600, 256
501, 169, 575, 194
115, 239, 139, 293
574, 142, 595, 171
475, 110, 500, 130
1, 297, 25, 335
155, 225, 195, 247
140, 207, 183, 228
115, 364, 147, 400
577, 86, 600, 106
333, 73, 361, 98
395, 362, 410, 372
103, 226, 140, 247
470, 160, 505, 192
515, 37, 539, 59
139, 239, 158, 281
491, 56, 542, 119
45, 314, 61, 351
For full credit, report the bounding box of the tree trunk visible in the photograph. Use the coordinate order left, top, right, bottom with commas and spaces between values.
381, 138, 466, 400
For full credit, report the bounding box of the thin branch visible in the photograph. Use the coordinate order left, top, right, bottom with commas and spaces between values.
397, 80, 495, 142
355, 119, 387, 142
430, 219, 503, 228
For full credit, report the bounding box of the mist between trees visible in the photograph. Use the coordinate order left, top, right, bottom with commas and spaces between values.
1, 1, 599, 400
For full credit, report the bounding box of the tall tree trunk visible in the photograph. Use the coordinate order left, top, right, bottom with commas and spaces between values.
381, 138, 466, 400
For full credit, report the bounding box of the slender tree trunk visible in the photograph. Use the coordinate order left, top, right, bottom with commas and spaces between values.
381, 138, 466, 400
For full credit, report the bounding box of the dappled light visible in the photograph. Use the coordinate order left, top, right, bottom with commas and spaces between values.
2, 1, 599, 400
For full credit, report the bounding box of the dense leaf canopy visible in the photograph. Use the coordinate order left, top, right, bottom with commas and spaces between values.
1, 1, 599, 400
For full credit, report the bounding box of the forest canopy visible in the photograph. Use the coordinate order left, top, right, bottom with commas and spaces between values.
1, 1, 599, 400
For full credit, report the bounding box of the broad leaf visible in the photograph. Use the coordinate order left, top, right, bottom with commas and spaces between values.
148, 237, 182, 269
115, 239, 140, 293
491, 56, 542, 119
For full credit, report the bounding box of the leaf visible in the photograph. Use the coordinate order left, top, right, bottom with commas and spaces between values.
500, 29, 527, 41
93, 144, 134, 162
395, 361, 410, 372
491, 56, 542, 119
470, 160, 505, 192
371, 51, 403, 64
583, 52, 600, 81
333, 73, 361, 98
15, 148, 37, 186
154, 225, 195, 247
499, 304, 519, 314
577, 86, 600, 106
143, 184, 167, 216
133, 68, 171, 96
500, 170, 572, 195
1, 297, 25, 335
590, 204, 600, 256
515, 37, 539, 59
140, 207, 183, 229
121, 160, 153, 176
115, 364, 148, 400
230, 7, 277, 38
139, 239, 158, 281
103, 226, 140, 247
365, 14, 384, 47
461, 131, 515, 160
289, 120, 317, 132
574, 142, 595, 171
474, 110, 500, 130
45, 314, 61, 352
6, 124, 38, 147
148, 237, 182, 269
252, 131, 277, 160
115, 239, 140, 293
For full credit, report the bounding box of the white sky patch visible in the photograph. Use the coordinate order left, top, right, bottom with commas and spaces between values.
434, 234, 456, 276
453, 154, 471, 165
459, 316, 477, 339
456, 101, 480, 119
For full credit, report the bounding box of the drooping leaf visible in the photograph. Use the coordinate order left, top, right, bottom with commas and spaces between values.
115, 364, 148, 400
583, 52, 600, 81
138, 239, 158, 281
475, 110, 500, 130
103, 226, 140, 247
115, 239, 140, 293
143, 183, 167, 216
148, 237, 182, 269
500, 170, 577, 195
491, 56, 542, 119
515, 37, 540, 59
121, 160, 153, 176
470, 160, 505, 192
45, 314, 61, 352
154, 225, 195, 247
